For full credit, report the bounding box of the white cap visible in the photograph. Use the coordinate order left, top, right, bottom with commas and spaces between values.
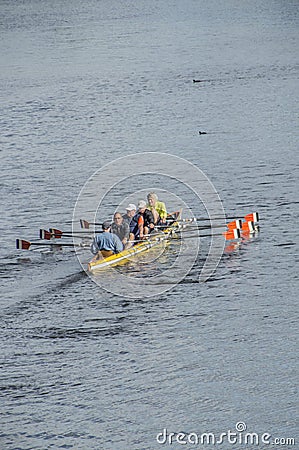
138, 200, 147, 209
125, 203, 136, 211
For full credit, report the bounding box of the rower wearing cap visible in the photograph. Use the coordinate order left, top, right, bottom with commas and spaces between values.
131, 200, 155, 240
90, 220, 123, 261
122, 203, 137, 243
122, 203, 136, 226
147, 192, 167, 224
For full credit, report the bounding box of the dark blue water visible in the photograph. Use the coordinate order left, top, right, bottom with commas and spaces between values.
1, 1, 298, 448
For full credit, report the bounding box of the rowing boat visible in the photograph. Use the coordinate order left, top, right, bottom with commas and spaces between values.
15, 212, 260, 274
87, 211, 182, 272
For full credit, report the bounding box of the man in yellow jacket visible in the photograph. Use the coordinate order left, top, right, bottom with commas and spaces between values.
147, 192, 167, 224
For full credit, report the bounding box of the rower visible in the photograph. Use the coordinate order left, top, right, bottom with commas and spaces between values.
123, 204, 136, 224
90, 220, 123, 261
131, 200, 155, 240
111, 212, 131, 248
122, 203, 136, 243
147, 192, 167, 224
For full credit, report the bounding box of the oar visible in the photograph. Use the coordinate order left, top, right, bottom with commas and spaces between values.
16, 239, 89, 250
50, 228, 102, 237
40, 229, 84, 240
39, 229, 102, 240
182, 219, 243, 231
173, 212, 259, 224
166, 219, 242, 234
155, 223, 224, 231
180, 228, 241, 241
155, 219, 243, 232
49, 228, 89, 237
135, 225, 241, 246
181, 219, 259, 241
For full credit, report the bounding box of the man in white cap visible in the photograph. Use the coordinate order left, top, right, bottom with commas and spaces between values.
122, 203, 137, 244
122, 204, 136, 226
130, 200, 155, 240
90, 220, 123, 261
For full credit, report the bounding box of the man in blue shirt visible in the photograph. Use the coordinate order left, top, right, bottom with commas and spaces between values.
90, 220, 124, 261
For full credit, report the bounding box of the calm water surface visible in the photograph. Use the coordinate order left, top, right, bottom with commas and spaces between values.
0, 1, 298, 449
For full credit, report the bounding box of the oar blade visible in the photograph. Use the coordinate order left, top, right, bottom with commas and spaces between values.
223, 229, 241, 240
80, 219, 103, 228
244, 212, 259, 222
80, 219, 90, 229
227, 219, 242, 230
40, 229, 52, 240
49, 228, 63, 238
16, 239, 31, 250
241, 221, 255, 232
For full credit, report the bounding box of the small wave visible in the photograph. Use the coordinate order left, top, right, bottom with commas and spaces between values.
29, 325, 126, 340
